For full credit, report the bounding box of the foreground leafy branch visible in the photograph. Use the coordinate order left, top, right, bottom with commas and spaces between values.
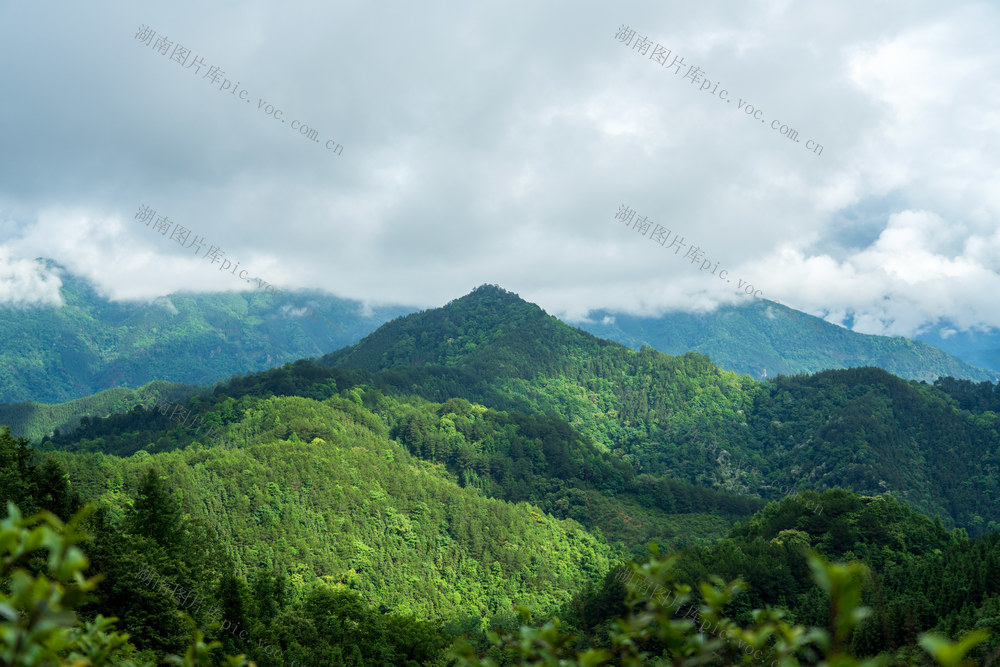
0, 502, 253, 666
453, 547, 988, 666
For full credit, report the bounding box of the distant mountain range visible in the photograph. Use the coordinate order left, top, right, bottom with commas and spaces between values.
912, 325, 1000, 376
0, 263, 413, 404
572, 300, 998, 383
1, 263, 994, 409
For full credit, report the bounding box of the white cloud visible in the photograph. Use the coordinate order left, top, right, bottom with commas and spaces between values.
155, 297, 179, 315
0, 251, 63, 307
0, 0, 997, 338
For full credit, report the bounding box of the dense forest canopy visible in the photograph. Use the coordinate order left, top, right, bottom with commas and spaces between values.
3, 286, 999, 664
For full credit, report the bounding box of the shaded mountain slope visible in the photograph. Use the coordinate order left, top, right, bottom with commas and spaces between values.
0, 380, 200, 441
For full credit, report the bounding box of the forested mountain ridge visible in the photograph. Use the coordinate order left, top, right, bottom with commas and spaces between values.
574, 298, 997, 382
2, 283, 999, 662
319, 285, 1000, 534
5, 267, 987, 409
41, 369, 763, 552
0, 263, 413, 404
33, 284, 991, 536
321, 283, 569, 371
0, 380, 201, 441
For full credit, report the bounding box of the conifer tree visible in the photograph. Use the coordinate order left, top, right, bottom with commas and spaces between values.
126, 467, 184, 554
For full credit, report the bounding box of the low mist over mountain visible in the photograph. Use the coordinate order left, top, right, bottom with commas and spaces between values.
913, 324, 1000, 376
3, 264, 990, 411
0, 264, 414, 404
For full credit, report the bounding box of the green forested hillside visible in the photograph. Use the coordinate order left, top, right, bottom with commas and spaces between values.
494, 489, 1000, 665
318, 285, 1000, 534
576, 299, 997, 382
4, 283, 1000, 664
0, 425, 460, 664
0, 265, 413, 404
42, 371, 760, 552
745, 367, 1000, 534
54, 394, 619, 624
2, 422, 994, 665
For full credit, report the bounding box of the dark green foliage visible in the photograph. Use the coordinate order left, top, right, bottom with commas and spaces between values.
76, 505, 190, 656
269, 587, 450, 666
126, 468, 185, 553
0, 426, 80, 520
0, 380, 200, 442
215, 573, 252, 657
39, 382, 281, 457
549, 491, 996, 663
455, 548, 990, 666
0, 426, 44, 513
934, 375, 1000, 413
746, 368, 1000, 534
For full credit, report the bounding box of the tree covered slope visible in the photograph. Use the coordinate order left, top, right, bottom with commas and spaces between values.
318, 285, 1000, 534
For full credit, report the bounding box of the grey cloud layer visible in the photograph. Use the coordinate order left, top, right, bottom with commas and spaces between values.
0, 0, 997, 337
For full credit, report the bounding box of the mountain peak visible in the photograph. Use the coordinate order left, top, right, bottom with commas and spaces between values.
320, 285, 580, 370
445, 284, 538, 313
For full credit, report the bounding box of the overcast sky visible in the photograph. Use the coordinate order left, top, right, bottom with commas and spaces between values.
1, 0, 998, 338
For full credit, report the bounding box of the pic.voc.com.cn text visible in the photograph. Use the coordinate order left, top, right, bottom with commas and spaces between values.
614, 204, 826, 334
134, 203, 344, 335
614, 24, 824, 157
